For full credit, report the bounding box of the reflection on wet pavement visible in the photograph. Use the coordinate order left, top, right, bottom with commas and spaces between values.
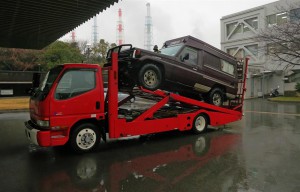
28, 132, 243, 192
0, 99, 299, 191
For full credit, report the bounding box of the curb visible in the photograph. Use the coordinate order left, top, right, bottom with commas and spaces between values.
0, 109, 29, 114
267, 98, 300, 103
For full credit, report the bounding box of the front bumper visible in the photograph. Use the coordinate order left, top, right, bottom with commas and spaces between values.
24, 121, 51, 146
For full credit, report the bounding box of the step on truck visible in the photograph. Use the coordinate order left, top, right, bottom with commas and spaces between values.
24, 46, 249, 153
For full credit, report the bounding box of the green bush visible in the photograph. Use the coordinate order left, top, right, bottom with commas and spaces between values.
295, 82, 300, 92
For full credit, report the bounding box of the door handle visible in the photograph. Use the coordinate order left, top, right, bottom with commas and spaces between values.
96, 101, 100, 109
192, 68, 197, 71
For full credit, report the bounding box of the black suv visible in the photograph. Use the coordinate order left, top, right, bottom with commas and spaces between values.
106, 36, 239, 106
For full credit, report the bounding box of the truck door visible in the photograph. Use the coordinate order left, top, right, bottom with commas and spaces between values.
50, 68, 102, 126
170, 46, 202, 89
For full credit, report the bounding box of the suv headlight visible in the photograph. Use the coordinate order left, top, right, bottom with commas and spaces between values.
37, 120, 49, 127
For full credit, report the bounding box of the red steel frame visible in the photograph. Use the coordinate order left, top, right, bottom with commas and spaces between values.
107, 53, 248, 139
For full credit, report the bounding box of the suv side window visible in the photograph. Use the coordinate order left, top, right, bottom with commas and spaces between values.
179, 47, 198, 65
204, 52, 235, 76
204, 52, 221, 69
55, 70, 95, 100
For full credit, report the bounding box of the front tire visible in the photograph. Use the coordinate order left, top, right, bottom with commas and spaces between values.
69, 123, 100, 153
138, 64, 162, 91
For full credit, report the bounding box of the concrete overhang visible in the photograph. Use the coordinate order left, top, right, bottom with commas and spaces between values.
0, 0, 119, 49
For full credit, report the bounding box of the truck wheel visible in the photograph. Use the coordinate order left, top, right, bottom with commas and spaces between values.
208, 88, 224, 107
69, 123, 100, 153
138, 64, 162, 91
192, 113, 208, 134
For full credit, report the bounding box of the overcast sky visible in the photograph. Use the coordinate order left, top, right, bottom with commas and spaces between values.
61, 0, 278, 49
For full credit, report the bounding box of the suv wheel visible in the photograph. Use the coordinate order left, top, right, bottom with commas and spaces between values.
138, 64, 162, 91
208, 88, 224, 107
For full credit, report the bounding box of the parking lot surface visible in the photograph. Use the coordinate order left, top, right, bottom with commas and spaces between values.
0, 99, 299, 192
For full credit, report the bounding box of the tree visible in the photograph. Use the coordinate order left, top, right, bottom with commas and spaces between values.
39, 41, 84, 69
110, 43, 117, 48
0, 47, 41, 71
92, 39, 110, 64
257, 5, 300, 70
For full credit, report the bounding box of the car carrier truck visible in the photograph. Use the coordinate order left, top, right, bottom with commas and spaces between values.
24, 46, 248, 153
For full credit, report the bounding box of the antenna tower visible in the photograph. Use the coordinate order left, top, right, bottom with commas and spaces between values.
144, 3, 153, 50
92, 16, 98, 46
116, 8, 124, 45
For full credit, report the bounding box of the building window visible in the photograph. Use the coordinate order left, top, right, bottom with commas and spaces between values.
227, 47, 238, 56
226, 17, 258, 37
267, 43, 288, 55
245, 17, 258, 30
290, 42, 300, 51
226, 22, 238, 36
290, 8, 300, 22
235, 49, 244, 59
267, 12, 287, 27
226, 47, 244, 59
245, 44, 258, 56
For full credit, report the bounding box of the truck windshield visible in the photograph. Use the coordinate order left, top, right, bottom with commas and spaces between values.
160, 44, 183, 56
33, 66, 63, 100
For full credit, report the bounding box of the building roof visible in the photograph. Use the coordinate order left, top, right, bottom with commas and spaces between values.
0, 0, 119, 49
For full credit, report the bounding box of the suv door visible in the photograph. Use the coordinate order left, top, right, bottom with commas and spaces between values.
170, 46, 202, 89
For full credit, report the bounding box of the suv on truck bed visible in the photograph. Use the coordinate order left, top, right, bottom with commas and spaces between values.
106, 36, 239, 106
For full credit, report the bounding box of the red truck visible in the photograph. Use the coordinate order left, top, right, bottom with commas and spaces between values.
24, 46, 248, 153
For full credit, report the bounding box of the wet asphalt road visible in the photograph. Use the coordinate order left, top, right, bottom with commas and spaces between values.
0, 99, 300, 192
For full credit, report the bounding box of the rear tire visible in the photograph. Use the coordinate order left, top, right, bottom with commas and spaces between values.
69, 123, 100, 153
192, 114, 208, 134
208, 88, 224, 107
138, 64, 162, 91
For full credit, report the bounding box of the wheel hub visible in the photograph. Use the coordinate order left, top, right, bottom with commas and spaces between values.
195, 116, 205, 131
144, 70, 157, 86
77, 129, 96, 150
213, 93, 221, 106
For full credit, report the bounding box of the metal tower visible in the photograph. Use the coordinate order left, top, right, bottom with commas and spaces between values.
71, 31, 76, 42
116, 8, 124, 45
92, 16, 98, 46
144, 3, 153, 50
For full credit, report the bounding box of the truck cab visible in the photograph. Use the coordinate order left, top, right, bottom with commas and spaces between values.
26, 64, 105, 151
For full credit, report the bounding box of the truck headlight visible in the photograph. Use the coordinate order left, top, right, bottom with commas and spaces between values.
37, 120, 49, 127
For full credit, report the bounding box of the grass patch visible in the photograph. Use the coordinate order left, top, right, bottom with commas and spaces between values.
0, 97, 29, 111
268, 97, 300, 102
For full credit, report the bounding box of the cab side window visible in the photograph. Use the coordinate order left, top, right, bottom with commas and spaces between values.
179, 47, 198, 65
55, 70, 95, 100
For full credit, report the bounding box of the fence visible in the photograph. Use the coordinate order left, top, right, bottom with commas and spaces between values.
0, 71, 45, 96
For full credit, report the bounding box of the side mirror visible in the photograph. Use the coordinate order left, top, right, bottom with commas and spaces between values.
153, 45, 158, 52
181, 53, 189, 62
26, 87, 38, 96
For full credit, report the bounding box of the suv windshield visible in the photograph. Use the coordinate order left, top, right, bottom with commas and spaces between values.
160, 44, 183, 56
33, 66, 63, 100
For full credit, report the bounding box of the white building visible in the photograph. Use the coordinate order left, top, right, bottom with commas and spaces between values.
221, 0, 300, 98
